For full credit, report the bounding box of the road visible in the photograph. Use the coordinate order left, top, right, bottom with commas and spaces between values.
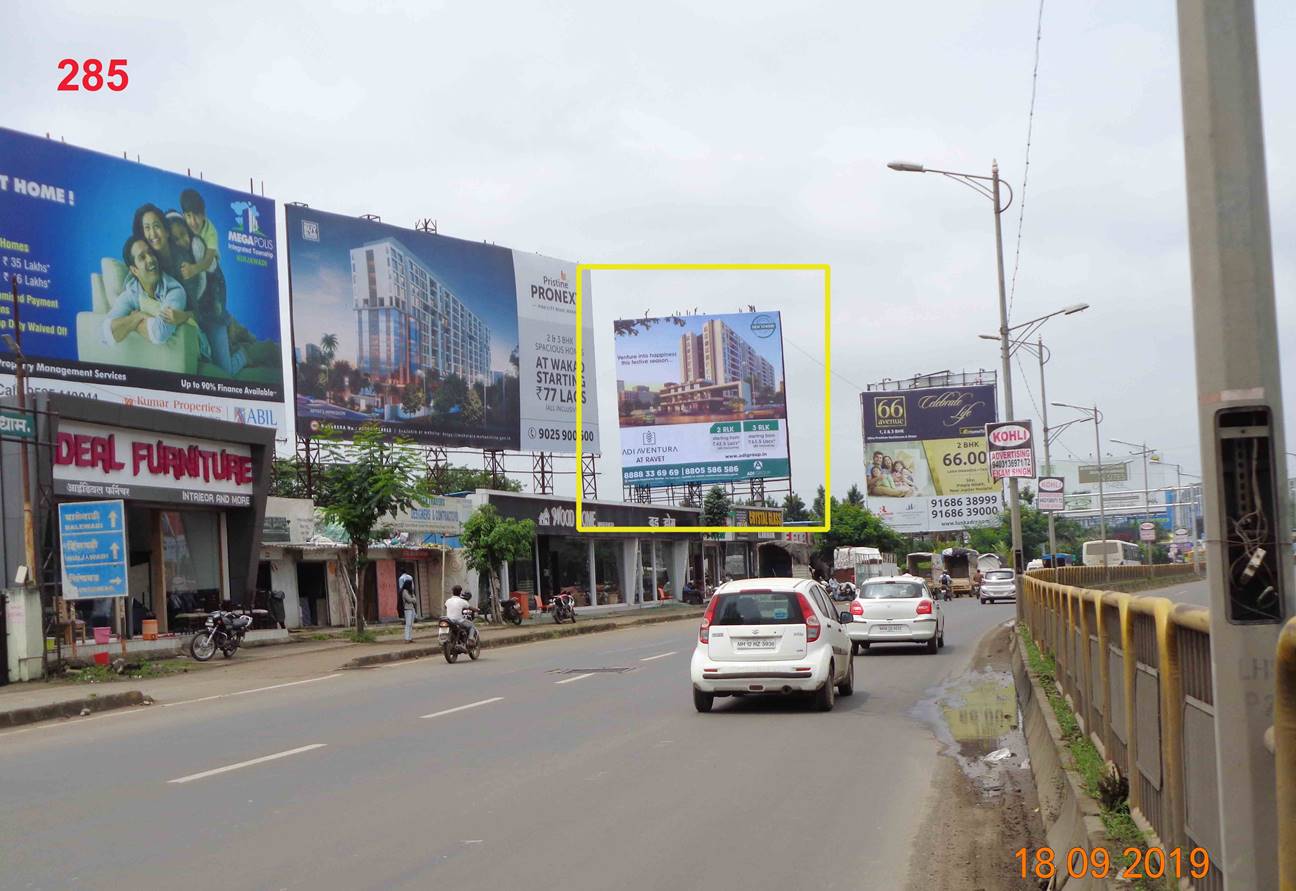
1, 600, 1017, 891
1154, 576, 1209, 607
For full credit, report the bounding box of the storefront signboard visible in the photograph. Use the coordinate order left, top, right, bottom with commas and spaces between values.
487, 494, 696, 534
0, 127, 287, 439
58, 499, 128, 599
391, 496, 474, 535
284, 205, 598, 452
52, 420, 254, 506
862, 382, 1000, 532
614, 311, 790, 488
0, 409, 35, 439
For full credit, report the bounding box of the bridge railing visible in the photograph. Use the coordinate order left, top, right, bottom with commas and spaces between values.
1019, 574, 1296, 891
1029, 564, 1200, 587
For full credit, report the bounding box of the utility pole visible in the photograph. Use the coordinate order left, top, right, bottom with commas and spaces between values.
7, 276, 38, 591
1037, 338, 1057, 559
1093, 408, 1108, 582
991, 162, 1025, 587
1177, 1, 1293, 887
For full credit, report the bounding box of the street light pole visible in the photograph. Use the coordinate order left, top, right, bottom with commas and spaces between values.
1113, 438, 1156, 575
1034, 338, 1057, 558
990, 162, 1025, 583
1053, 402, 1108, 580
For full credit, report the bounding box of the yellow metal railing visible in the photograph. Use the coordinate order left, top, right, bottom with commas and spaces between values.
1029, 563, 1202, 587
1020, 574, 1296, 890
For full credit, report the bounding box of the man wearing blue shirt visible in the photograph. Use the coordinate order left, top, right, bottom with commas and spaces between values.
103, 236, 189, 345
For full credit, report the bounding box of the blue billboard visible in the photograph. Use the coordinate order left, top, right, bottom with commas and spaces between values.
0, 127, 284, 412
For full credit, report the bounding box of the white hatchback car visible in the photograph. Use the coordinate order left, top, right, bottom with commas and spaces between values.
690, 578, 854, 712
979, 568, 1017, 604
844, 575, 945, 654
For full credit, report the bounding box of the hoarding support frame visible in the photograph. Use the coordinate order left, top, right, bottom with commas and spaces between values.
532, 452, 554, 495
484, 450, 506, 490
582, 453, 599, 500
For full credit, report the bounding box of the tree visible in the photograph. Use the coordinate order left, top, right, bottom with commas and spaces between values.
845, 484, 865, 506
461, 505, 536, 608
782, 493, 809, 522
434, 374, 469, 415
811, 484, 838, 522
812, 503, 904, 564
613, 316, 687, 337
702, 486, 731, 527
463, 387, 485, 425
318, 424, 432, 634
429, 465, 523, 495
269, 456, 309, 499
401, 382, 426, 414
319, 333, 339, 362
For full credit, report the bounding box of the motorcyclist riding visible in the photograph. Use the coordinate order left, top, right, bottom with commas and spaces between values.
444, 585, 473, 639
939, 571, 952, 600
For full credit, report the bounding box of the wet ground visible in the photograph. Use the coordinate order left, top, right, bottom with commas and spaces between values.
906, 620, 1047, 891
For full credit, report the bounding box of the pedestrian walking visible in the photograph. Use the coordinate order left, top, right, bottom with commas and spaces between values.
400, 572, 418, 642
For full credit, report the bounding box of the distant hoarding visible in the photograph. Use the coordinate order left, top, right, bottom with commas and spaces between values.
285, 205, 598, 452
861, 383, 1000, 532
987, 420, 1037, 480
1079, 462, 1129, 484
614, 311, 789, 488
0, 127, 287, 437
1037, 476, 1065, 511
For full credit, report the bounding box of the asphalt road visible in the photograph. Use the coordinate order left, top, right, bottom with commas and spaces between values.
1153, 576, 1209, 607
1, 599, 1016, 891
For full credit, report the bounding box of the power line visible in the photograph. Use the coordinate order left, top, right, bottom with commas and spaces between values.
783, 336, 869, 392
1007, 0, 1046, 322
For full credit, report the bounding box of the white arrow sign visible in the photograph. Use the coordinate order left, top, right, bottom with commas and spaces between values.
110, 542, 120, 560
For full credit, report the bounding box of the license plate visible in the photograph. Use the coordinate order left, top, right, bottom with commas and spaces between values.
877, 624, 906, 633
735, 638, 776, 650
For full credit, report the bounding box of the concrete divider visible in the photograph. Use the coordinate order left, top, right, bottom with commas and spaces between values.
0, 690, 146, 729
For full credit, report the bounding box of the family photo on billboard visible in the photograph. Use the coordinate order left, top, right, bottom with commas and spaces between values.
0, 127, 285, 405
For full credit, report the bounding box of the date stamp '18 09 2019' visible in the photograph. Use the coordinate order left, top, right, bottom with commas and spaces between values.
1014, 846, 1211, 882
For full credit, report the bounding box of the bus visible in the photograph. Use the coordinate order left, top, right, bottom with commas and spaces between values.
1082, 540, 1143, 566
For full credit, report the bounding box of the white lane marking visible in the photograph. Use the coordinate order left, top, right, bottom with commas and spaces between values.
161, 673, 341, 707
555, 672, 596, 685
167, 743, 327, 784
420, 697, 504, 720
640, 651, 678, 662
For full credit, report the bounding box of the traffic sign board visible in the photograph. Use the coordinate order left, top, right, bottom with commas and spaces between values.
58, 500, 128, 600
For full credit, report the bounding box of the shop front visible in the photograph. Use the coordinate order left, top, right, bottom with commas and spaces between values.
476, 492, 699, 612
1, 394, 273, 644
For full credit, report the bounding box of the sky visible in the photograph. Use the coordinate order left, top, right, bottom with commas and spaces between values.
3, 0, 1293, 504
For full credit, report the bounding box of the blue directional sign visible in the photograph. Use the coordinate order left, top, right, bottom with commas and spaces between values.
58, 500, 128, 600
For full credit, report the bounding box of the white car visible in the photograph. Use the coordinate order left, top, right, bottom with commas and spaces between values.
690, 578, 854, 713
979, 568, 1017, 604
844, 575, 945, 654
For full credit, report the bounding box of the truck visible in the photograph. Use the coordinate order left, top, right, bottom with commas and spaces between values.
904, 551, 943, 588
977, 553, 1002, 573
940, 547, 980, 597
833, 547, 898, 586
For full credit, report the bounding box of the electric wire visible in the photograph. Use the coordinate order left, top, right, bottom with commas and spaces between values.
1007, 0, 1046, 322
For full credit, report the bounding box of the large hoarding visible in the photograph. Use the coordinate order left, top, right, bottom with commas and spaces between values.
285, 205, 597, 452
0, 127, 286, 435
614, 311, 789, 488
862, 383, 1001, 532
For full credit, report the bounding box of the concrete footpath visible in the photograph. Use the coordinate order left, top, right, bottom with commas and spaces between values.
0, 604, 703, 729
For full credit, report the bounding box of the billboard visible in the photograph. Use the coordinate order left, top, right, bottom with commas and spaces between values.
862, 383, 1000, 532
614, 311, 789, 488
285, 205, 598, 452
1079, 462, 1129, 484
1036, 476, 1065, 512
0, 127, 286, 435
987, 420, 1037, 480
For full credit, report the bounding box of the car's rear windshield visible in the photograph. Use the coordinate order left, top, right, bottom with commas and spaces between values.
985, 570, 1015, 580
709, 591, 805, 625
859, 581, 926, 599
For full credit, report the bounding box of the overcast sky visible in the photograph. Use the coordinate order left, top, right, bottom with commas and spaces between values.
5, 0, 1293, 503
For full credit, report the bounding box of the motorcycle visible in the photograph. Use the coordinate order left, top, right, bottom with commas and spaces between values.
499, 597, 523, 626
190, 609, 259, 661
550, 591, 576, 624
438, 606, 481, 663
939, 580, 952, 602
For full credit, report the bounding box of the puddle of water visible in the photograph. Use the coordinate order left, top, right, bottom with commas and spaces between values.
912, 667, 1028, 798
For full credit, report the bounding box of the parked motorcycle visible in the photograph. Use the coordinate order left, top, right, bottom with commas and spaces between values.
190, 609, 260, 661
550, 591, 576, 624
438, 606, 480, 663
499, 597, 523, 626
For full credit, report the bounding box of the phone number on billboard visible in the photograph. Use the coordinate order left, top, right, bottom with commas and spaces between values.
533, 427, 595, 443
929, 494, 1001, 521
